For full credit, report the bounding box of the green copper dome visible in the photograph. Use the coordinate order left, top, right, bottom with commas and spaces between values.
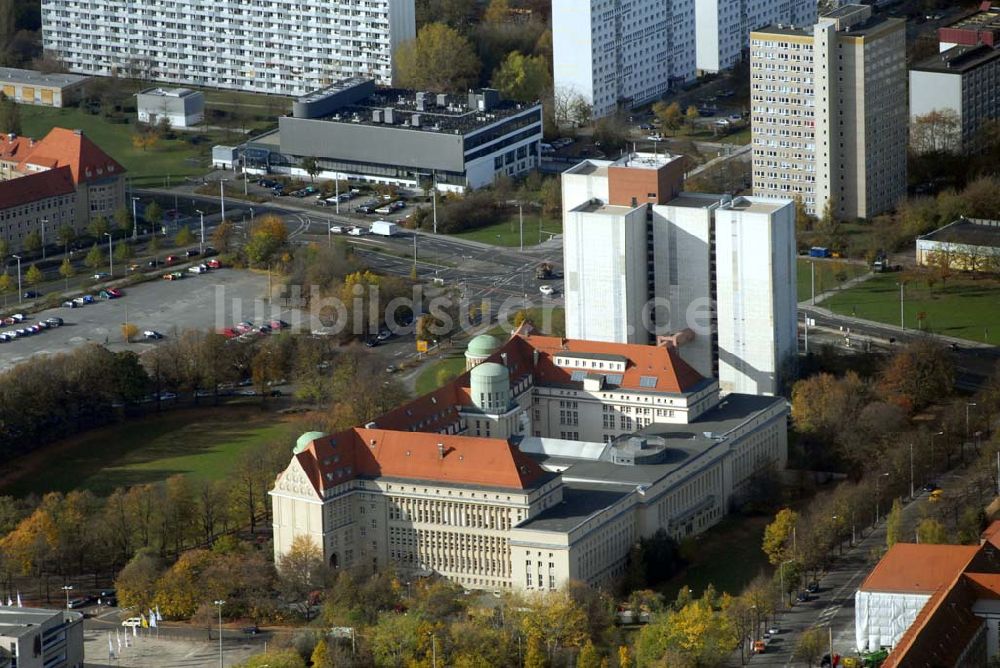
466, 334, 502, 358
294, 431, 327, 454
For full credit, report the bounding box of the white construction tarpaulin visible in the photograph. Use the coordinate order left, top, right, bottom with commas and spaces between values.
855, 590, 931, 652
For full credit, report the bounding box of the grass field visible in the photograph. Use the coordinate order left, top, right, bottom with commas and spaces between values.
659, 515, 772, 600
487, 307, 565, 339
821, 272, 1000, 343
449, 214, 562, 247
796, 258, 870, 303
20, 106, 216, 187
0, 408, 302, 496
414, 355, 467, 395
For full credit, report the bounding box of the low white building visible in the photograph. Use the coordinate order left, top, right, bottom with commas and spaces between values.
0, 606, 84, 668
916, 217, 1000, 272
136, 88, 205, 128
271, 330, 788, 592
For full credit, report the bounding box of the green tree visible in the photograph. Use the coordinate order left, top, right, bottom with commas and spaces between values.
59, 257, 74, 291
24, 264, 42, 287
276, 535, 328, 610
114, 240, 133, 262
87, 216, 110, 239
395, 23, 481, 93
577, 640, 602, 668
524, 633, 547, 668
0, 270, 11, 305
148, 235, 160, 257
763, 508, 799, 565
685, 105, 700, 125
211, 219, 236, 254
886, 498, 903, 548
483, 0, 510, 23
0, 238, 8, 259
143, 201, 163, 233
175, 225, 195, 247
22, 231, 41, 254
492, 51, 551, 102
84, 243, 103, 270
57, 225, 76, 253
114, 206, 132, 234
540, 177, 561, 218
310, 637, 332, 668
244, 214, 288, 267
652, 101, 682, 132
793, 627, 826, 666
917, 518, 949, 544
301, 156, 319, 183
0, 94, 20, 135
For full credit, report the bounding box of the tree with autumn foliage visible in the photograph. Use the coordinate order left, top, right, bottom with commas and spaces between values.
245, 214, 288, 267
877, 340, 954, 412
791, 371, 868, 434
763, 508, 799, 566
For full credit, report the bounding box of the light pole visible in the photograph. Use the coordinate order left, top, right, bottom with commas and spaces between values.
62, 585, 73, 608
41, 218, 48, 259
898, 281, 905, 330
104, 232, 113, 276
131, 196, 140, 240
335, 177, 340, 214
909, 442, 915, 500
811, 260, 816, 305
967, 402, 977, 441
519, 203, 524, 251
930, 430, 944, 474
428, 632, 437, 668
219, 180, 228, 223
431, 172, 437, 234
779, 559, 794, 607
874, 472, 890, 525
196, 210, 205, 255
12, 254, 21, 304
213, 599, 225, 668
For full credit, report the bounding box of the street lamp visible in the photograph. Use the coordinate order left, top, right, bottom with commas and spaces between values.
12, 254, 21, 304
428, 632, 437, 668
131, 196, 140, 240
874, 472, 890, 525
897, 281, 905, 330
104, 232, 113, 276
213, 600, 225, 668
196, 210, 205, 255
62, 585, 73, 609
219, 179, 228, 223
967, 403, 978, 441
40, 218, 48, 260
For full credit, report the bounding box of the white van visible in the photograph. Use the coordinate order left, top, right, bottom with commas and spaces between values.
347, 226, 367, 236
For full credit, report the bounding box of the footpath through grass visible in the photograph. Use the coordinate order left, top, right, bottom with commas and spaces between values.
796, 258, 869, 303
0, 407, 301, 496
449, 214, 562, 247
821, 272, 1000, 343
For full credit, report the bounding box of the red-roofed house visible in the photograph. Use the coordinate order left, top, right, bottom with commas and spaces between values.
0, 127, 126, 250
856, 537, 1000, 666
272, 328, 789, 592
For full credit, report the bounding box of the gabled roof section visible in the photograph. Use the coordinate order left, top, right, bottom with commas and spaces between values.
0, 166, 75, 209
513, 332, 706, 394
18, 127, 125, 184
0, 134, 34, 163
860, 543, 980, 594
293, 428, 548, 494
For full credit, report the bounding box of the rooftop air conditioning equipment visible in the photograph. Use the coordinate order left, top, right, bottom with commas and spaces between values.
372, 109, 383, 123
412, 114, 421, 127
383, 107, 394, 124
436, 93, 447, 107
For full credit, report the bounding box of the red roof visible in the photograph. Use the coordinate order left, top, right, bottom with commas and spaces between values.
860, 543, 981, 593
0, 166, 75, 209
18, 128, 125, 184
0, 135, 34, 163
291, 428, 547, 493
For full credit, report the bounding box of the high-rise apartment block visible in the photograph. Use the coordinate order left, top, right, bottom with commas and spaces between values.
552, 0, 697, 119
41, 0, 415, 96
552, 0, 819, 119
696, 0, 818, 74
750, 5, 907, 220
561, 153, 796, 396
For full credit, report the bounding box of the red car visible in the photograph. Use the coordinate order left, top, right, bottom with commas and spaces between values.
107, 288, 123, 298
165, 255, 180, 265
220, 327, 238, 338
206, 259, 221, 269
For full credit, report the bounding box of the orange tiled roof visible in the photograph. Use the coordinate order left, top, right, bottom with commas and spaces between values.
980, 520, 1000, 548
18, 127, 125, 184
859, 543, 981, 593
292, 428, 548, 492
0, 134, 34, 163
0, 166, 75, 209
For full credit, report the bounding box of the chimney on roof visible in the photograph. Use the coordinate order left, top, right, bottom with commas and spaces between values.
501, 352, 508, 367
532, 349, 539, 366
73, 129, 82, 135
437, 442, 445, 459
364, 421, 376, 429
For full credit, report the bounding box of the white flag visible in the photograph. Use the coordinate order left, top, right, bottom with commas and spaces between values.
15, 592, 21, 607
155, 605, 162, 621
117, 629, 122, 650
132, 621, 137, 638
149, 609, 157, 628
108, 633, 115, 658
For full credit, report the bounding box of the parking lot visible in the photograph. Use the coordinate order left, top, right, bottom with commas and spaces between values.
83, 626, 265, 667
0, 269, 317, 371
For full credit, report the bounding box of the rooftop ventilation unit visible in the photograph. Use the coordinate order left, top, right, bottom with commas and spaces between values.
372, 109, 383, 123
383, 107, 394, 124
412, 114, 421, 127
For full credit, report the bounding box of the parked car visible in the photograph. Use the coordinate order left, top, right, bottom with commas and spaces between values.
241, 625, 260, 636
92, 272, 110, 280
11, 313, 25, 322
185, 249, 200, 258
22, 290, 40, 299
45, 317, 63, 327
99, 290, 118, 300
539, 285, 555, 296
73, 296, 87, 306
122, 617, 142, 627
165, 255, 180, 265
188, 264, 207, 274
62, 300, 76, 308
806, 582, 819, 593
144, 330, 163, 340
67, 597, 92, 609
329, 225, 344, 234
206, 259, 221, 269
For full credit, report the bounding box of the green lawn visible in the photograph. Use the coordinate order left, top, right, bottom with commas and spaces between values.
414, 355, 468, 396
20, 106, 228, 187
487, 307, 565, 339
449, 214, 562, 247
822, 272, 1000, 343
0, 408, 301, 496
796, 258, 870, 303
660, 515, 772, 600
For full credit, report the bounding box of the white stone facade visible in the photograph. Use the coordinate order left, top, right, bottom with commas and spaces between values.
695, 0, 818, 73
